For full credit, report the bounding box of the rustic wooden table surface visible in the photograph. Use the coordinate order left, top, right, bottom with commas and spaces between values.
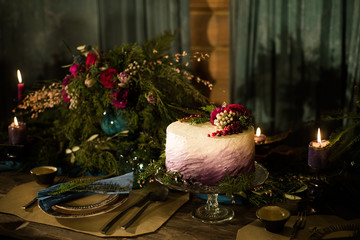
0, 170, 277, 240
1, 143, 359, 239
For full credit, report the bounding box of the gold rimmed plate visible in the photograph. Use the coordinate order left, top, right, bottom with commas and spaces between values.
39, 193, 129, 218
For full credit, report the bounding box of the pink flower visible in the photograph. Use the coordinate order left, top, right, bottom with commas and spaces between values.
100, 69, 118, 88
146, 92, 157, 105
226, 104, 250, 116
118, 72, 130, 87
69, 64, 79, 77
86, 52, 97, 68
110, 89, 128, 108
61, 88, 70, 103
84, 78, 96, 87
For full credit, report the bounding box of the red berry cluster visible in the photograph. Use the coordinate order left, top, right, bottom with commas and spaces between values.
179, 114, 201, 122
208, 121, 244, 137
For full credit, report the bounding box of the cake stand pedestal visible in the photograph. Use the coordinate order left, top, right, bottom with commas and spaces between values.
192, 193, 234, 223
157, 162, 269, 223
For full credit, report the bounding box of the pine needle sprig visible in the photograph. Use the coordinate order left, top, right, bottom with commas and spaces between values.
48, 173, 116, 196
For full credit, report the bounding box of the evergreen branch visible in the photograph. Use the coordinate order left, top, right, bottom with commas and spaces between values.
48, 173, 116, 196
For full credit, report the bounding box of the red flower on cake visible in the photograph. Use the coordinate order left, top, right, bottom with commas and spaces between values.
210, 107, 223, 125
86, 52, 98, 68
226, 104, 250, 116
100, 68, 118, 88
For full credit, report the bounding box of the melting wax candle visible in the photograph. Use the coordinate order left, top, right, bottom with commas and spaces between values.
17, 70, 24, 101
254, 127, 266, 144
308, 128, 330, 169
8, 117, 26, 145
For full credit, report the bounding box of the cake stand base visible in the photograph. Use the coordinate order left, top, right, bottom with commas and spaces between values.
192, 193, 234, 223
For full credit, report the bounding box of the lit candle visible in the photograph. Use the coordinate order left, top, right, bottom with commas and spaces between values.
308, 128, 330, 169
17, 69, 24, 101
8, 116, 26, 145
254, 127, 266, 144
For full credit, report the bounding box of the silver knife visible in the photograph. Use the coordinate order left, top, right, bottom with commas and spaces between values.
21, 196, 38, 210
101, 191, 152, 234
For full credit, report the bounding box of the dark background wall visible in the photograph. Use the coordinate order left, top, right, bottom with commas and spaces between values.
0, 0, 99, 123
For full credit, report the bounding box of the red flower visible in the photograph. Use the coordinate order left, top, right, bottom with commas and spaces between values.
226, 104, 250, 116
110, 89, 128, 108
100, 69, 118, 88
210, 107, 223, 125
62, 75, 71, 86
86, 52, 97, 68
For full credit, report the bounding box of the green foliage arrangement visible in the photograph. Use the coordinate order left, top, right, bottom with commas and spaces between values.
17, 32, 210, 175
326, 85, 360, 172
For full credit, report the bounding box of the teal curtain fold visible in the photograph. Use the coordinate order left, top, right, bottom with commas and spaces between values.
98, 0, 190, 54
230, 0, 360, 133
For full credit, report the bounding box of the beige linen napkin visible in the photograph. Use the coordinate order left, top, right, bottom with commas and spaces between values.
0, 181, 189, 237
236, 215, 360, 240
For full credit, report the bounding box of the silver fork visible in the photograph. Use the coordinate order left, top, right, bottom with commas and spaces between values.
290, 211, 306, 239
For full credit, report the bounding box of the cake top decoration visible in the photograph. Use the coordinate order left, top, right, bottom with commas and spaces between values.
179, 102, 253, 137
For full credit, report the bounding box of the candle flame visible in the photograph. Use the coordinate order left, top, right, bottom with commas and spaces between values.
317, 128, 321, 144
14, 117, 19, 126
256, 127, 261, 136
17, 70, 22, 84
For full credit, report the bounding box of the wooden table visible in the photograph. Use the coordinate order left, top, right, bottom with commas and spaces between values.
0, 170, 270, 240
1, 146, 359, 239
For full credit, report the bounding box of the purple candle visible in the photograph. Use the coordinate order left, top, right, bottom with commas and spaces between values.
8, 117, 26, 145
308, 128, 330, 169
254, 127, 266, 144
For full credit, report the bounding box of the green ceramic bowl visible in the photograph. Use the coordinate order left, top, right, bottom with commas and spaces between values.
256, 206, 290, 232
30, 166, 58, 186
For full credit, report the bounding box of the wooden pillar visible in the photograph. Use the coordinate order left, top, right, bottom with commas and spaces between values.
190, 0, 230, 104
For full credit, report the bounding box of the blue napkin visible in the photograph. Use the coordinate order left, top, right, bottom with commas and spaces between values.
37, 172, 134, 211
0, 160, 21, 172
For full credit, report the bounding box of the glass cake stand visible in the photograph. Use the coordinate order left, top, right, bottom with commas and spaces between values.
156, 162, 269, 223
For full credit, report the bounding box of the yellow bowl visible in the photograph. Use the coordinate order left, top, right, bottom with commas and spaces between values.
30, 166, 58, 186
256, 206, 290, 232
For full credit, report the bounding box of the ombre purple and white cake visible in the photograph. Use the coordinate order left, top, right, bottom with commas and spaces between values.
165, 104, 255, 186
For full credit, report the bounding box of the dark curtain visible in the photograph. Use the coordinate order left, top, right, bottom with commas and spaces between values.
230, 0, 360, 133
0, 0, 189, 122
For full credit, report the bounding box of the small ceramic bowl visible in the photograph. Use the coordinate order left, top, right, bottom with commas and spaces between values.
256, 206, 290, 232
30, 166, 58, 186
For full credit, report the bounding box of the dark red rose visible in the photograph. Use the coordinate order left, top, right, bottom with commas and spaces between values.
62, 75, 71, 86
110, 89, 128, 108
86, 52, 97, 68
226, 104, 250, 116
100, 68, 118, 88
210, 107, 223, 125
